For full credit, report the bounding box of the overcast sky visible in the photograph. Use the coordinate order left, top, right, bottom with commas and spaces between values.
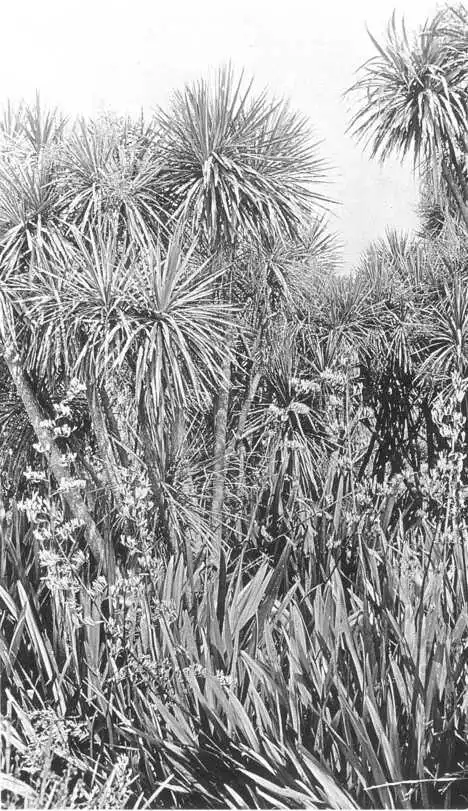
0, 0, 441, 269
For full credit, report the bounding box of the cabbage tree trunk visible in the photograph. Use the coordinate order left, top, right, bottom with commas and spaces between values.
4, 345, 108, 572
87, 385, 124, 507
234, 370, 261, 537
211, 328, 235, 559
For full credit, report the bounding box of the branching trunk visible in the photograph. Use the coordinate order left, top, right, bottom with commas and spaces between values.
4, 346, 108, 572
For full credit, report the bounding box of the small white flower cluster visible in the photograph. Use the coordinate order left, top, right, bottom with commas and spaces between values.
33, 526, 50, 542
55, 517, 87, 541
89, 752, 133, 809
71, 549, 86, 570
120, 533, 138, 550
267, 403, 288, 423
320, 367, 348, 390
39, 547, 82, 595
290, 377, 321, 396
182, 663, 206, 679
54, 424, 74, 438
90, 575, 108, 598
54, 402, 72, 419
287, 401, 310, 416
32, 382, 84, 459
59, 451, 77, 465
179, 664, 233, 690
33, 440, 51, 454
39, 548, 62, 569
112, 654, 174, 702
23, 466, 47, 483
134, 483, 151, 502
59, 477, 87, 493
215, 669, 233, 689
20, 709, 71, 775
18, 491, 50, 522
110, 572, 146, 598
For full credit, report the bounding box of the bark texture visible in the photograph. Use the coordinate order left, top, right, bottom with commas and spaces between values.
87, 385, 124, 507
211, 348, 233, 556
234, 370, 261, 538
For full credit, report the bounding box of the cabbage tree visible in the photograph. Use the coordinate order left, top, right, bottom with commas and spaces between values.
349, 8, 468, 228
156, 66, 330, 550
0, 101, 233, 570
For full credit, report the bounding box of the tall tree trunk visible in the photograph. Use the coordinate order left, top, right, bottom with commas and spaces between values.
139, 407, 163, 507
4, 346, 108, 572
138, 401, 174, 552
171, 405, 185, 459
235, 372, 261, 541
234, 370, 262, 450
234, 371, 261, 539
87, 385, 124, 507
99, 383, 129, 469
211, 342, 233, 560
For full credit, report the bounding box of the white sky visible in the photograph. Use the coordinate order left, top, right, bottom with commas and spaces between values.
0, 0, 441, 269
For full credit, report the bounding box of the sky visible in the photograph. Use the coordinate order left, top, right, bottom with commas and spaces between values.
0, 0, 442, 269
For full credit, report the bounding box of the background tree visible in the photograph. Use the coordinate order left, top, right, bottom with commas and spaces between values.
349, 6, 468, 228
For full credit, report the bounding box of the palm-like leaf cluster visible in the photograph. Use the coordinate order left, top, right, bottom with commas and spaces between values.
6, 232, 231, 411
349, 11, 468, 168
60, 117, 167, 243
157, 65, 329, 249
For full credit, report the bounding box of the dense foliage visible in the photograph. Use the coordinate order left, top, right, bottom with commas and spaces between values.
2, 9, 468, 808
